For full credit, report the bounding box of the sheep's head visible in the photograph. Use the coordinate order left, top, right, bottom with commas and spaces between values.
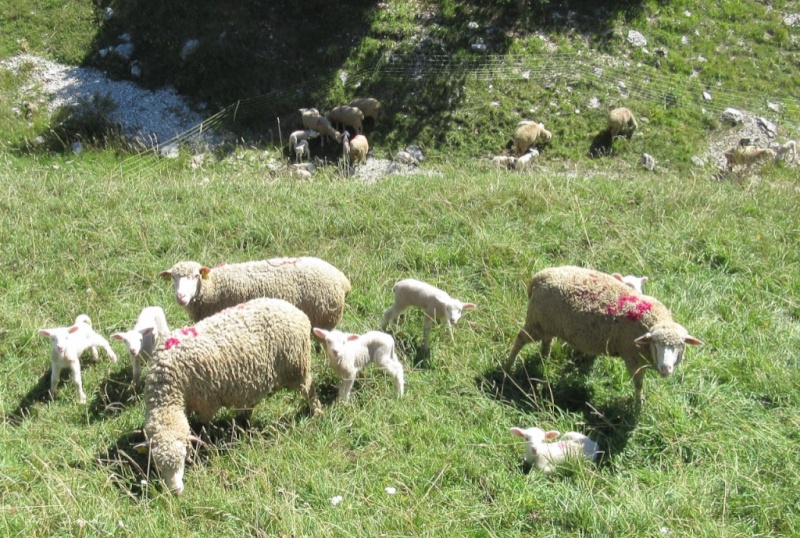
510, 427, 560, 463
159, 261, 209, 306
313, 328, 359, 361
38, 325, 81, 357
140, 410, 199, 495
612, 273, 648, 293
634, 322, 703, 377
110, 327, 154, 356
442, 299, 476, 326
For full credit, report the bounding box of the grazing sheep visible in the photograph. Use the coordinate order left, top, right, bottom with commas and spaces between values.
492, 155, 516, 169
770, 140, 796, 163
313, 328, 404, 401
326, 105, 365, 135
723, 145, 777, 171
300, 108, 341, 146
380, 279, 476, 348
348, 97, 382, 126
294, 139, 310, 163
510, 427, 601, 472
607, 107, 638, 139
342, 132, 369, 165
288, 129, 319, 148
612, 273, 648, 294
505, 266, 702, 404
110, 306, 171, 383
140, 297, 322, 495
512, 122, 552, 157
160, 257, 351, 330
38, 314, 118, 403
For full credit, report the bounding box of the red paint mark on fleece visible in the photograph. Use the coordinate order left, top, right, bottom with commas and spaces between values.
165, 337, 181, 350
267, 257, 300, 267
180, 327, 198, 337
606, 293, 653, 321
213, 263, 226, 268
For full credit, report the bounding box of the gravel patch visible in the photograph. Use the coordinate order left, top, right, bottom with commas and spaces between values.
1, 54, 221, 149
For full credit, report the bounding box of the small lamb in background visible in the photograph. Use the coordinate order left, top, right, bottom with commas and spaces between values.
380, 279, 476, 348
612, 273, 649, 293
38, 314, 118, 403
770, 140, 796, 163
313, 328, 404, 401
510, 427, 601, 473
111, 306, 171, 383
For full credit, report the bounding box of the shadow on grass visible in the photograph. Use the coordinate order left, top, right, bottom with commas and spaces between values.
478, 350, 638, 467
393, 334, 433, 370
3, 370, 52, 426
88, 367, 142, 423
96, 405, 314, 498
589, 128, 614, 157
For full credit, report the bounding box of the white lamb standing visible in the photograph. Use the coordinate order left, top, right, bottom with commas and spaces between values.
139, 297, 322, 495
505, 266, 703, 404
288, 129, 319, 150
380, 279, 476, 348
514, 149, 539, 171
492, 155, 516, 169
110, 306, 171, 383
612, 273, 649, 293
38, 314, 118, 404
313, 328, 404, 401
160, 257, 351, 330
510, 427, 601, 473
294, 139, 310, 163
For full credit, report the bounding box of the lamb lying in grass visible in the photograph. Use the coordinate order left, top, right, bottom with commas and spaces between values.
380, 279, 476, 349
313, 328, 404, 401
38, 314, 118, 403
510, 427, 601, 472
612, 273, 648, 294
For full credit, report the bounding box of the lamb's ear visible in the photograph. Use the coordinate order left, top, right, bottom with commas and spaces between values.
159, 270, 172, 280
110, 333, 125, 340
346, 334, 360, 341
612, 273, 624, 282
38, 329, 52, 337
684, 335, 704, 346
68, 325, 81, 334
187, 434, 206, 446
641, 276, 649, 283
312, 328, 328, 340
510, 427, 527, 438
132, 441, 150, 454
634, 333, 653, 346
462, 303, 476, 310
545, 430, 560, 441
141, 327, 155, 336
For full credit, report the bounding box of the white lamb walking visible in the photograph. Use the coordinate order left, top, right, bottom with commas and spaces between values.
111, 306, 171, 383
380, 279, 476, 348
510, 426, 601, 473
38, 314, 118, 403
313, 328, 404, 401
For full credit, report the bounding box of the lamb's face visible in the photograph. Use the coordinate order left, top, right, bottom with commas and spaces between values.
111, 330, 144, 356
38, 325, 80, 357
152, 437, 188, 495
313, 328, 358, 361
444, 301, 476, 326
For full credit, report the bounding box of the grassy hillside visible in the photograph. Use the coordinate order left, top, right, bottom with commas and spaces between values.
0, 0, 799, 536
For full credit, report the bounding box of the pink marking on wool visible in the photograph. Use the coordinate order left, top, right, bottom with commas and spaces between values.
180, 327, 198, 337
213, 263, 226, 268
267, 257, 300, 267
606, 293, 653, 321
165, 337, 181, 350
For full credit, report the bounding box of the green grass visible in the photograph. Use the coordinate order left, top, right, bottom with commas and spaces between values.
0, 152, 798, 535
1, 0, 800, 535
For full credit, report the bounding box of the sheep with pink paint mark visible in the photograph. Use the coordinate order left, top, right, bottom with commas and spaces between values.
505, 266, 702, 404
510, 426, 601, 472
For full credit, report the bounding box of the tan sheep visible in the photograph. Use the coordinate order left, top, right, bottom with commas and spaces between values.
723, 145, 777, 171
348, 97, 382, 126
505, 266, 702, 405
327, 105, 365, 135
607, 107, 638, 139
512, 122, 552, 157
300, 107, 341, 146
343, 132, 369, 165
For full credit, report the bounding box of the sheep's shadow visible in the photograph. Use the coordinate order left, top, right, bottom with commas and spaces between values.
392, 334, 433, 370
3, 369, 52, 425
96, 408, 311, 499
479, 349, 638, 467
589, 129, 614, 158
88, 367, 143, 423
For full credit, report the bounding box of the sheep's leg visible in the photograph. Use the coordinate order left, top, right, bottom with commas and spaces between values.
539, 338, 552, 359
626, 362, 647, 407
505, 329, 531, 370
69, 359, 87, 404
338, 377, 356, 401
422, 315, 434, 349
49, 362, 63, 401
132, 356, 142, 384
380, 304, 404, 330
376, 354, 405, 398
302, 380, 322, 416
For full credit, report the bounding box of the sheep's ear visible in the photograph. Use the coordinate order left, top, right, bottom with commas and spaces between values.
462, 303, 476, 310
612, 273, 624, 282
312, 328, 328, 340
199, 267, 211, 279
132, 441, 150, 454
346, 334, 360, 341
634, 333, 653, 346
684, 336, 704, 346
68, 325, 81, 334
641, 276, 649, 283
159, 270, 172, 280
38, 329, 52, 337
187, 434, 206, 446
545, 430, 560, 441
110, 333, 125, 340
510, 427, 527, 438
141, 327, 155, 336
